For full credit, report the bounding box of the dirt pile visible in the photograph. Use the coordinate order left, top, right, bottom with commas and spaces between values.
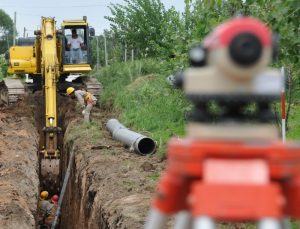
0, 105, 39, 229
60, 108, 164, 229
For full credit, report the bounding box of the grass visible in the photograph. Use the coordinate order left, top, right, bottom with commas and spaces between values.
94, 59, 190, 158
64, 119, 103, 146
287, 103, 300, 139
90, 59, 300, 228
219, 221, 299, 228
147, 172, 160, 181
94, 58, 300, 155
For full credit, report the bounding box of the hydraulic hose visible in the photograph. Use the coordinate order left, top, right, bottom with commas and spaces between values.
51, 147, 75, 229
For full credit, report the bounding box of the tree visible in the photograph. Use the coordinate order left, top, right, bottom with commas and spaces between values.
103, 0, 299, 79
0, 9, 13, 54
0, 55, 8, 78
90, 30, 124, 67
183, 0, 299, 80
244, 0, 300, 75
105, 0, 183, 58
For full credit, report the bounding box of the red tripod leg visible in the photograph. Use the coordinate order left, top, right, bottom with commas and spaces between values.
283, 175, 300, 218
190, 180, 216, 229
145, 170, 190, 229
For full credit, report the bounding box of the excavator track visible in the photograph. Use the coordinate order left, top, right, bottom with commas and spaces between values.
0, 78, 25, 105
83, 77, 102, 101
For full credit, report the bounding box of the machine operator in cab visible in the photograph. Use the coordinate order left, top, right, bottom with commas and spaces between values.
67, 29, 84, 63
66, 87, 97, 123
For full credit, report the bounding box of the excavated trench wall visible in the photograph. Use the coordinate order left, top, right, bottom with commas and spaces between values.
0, 104, 39, 229
0, 94, 162, 229
59, 107, 113, 229
60, 142, 111, 229
59, 107, 158, 229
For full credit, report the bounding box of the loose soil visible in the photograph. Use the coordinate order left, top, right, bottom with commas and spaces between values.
59, 105, 253, 229
60, 106, 165, 229
0, 104, 39, 229
0, 95, 252, 229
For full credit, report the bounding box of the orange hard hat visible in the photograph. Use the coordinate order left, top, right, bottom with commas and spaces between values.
51, 194, 59, 204
40, 191, 49, 200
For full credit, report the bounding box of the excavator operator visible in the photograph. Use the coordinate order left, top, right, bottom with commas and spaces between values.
66, 87, 97, 123
67, 29, 84, 63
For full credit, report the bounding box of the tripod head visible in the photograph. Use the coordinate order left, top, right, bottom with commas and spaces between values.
184, 17, 283, 125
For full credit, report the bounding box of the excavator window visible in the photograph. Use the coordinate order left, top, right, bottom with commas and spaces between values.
17, 37, 36, 46
63, 27, 88, 64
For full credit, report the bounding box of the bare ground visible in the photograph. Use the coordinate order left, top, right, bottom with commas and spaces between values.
0, 97, 255, 229
60, 107, 164, 229
0, 104, 39, 229
59, 105, 254, 229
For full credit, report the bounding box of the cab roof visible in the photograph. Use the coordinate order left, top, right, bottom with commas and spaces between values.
61, 20, 88, 27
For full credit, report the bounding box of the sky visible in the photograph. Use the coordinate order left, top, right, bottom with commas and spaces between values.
0, 0, 185, 37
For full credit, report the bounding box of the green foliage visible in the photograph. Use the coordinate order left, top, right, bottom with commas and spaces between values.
184, 0, 300, 77
148, 172, 160, 181
104, 0, 299, 76
90, 30, 124, 67
287, 104, 300, 139
0, 55, 8, 78
98, 59, 161, 103
244, 0, 300, 95
0, 9, 14, 54
99, 0, 300, 153
105, 0, 183, 58
95, 59, 190, 157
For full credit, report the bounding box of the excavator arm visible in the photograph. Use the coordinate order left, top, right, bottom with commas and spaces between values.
39, 18, 62, 192
42, 18, 59, 129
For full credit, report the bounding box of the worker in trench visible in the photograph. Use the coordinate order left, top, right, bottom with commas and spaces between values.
66, 87, 97, 123
38, 191, 59, 228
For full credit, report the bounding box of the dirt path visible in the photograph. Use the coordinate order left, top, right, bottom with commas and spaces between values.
0, 105, 39, 229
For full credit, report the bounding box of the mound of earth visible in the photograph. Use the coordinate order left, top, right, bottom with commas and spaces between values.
0, 105, 39, 229
60, 108, 165, 229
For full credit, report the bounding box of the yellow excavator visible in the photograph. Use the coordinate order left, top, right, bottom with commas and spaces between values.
0, 17, 101, 192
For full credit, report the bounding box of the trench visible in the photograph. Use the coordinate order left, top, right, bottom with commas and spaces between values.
29, 92, 74, 228
58, 143, 111, 229
29, 90, 154, 229
57, 103, 112, 229
31, 92, 111, 229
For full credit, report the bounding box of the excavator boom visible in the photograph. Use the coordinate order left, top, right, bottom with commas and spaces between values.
39, 18, 62, 192
42, 18, 59, 129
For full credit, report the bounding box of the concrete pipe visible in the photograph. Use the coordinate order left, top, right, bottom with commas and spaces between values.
106, 119, 156, 155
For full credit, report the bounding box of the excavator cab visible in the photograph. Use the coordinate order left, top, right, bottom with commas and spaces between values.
61, 17, 93, 73
63, 28, 87, 64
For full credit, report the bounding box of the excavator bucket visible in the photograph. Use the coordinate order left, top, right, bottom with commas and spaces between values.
40, 158, 60, 193
39, 126, 63, 193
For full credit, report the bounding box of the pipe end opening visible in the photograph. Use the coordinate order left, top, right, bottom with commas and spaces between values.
137, 138, 156, 155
